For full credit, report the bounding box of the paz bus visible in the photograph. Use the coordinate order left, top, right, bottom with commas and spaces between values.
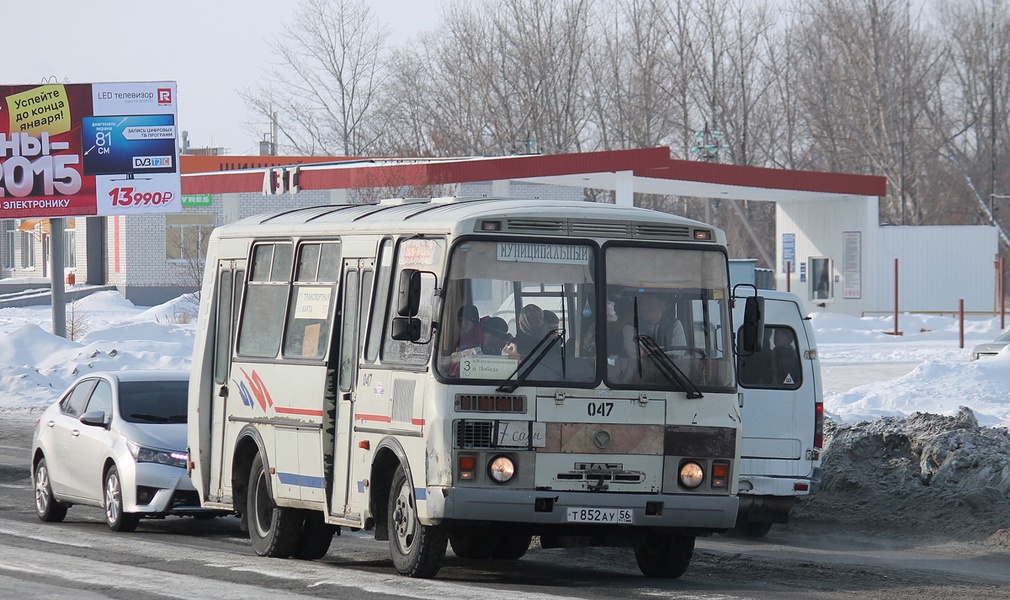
187, 197, 762, 578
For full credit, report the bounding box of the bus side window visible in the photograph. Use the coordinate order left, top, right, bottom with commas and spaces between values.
338, 270, 360, 391
283, 242, 340, 360
238, 242, 292, 357
381, 238, 443, 364
364, 239, 393, 363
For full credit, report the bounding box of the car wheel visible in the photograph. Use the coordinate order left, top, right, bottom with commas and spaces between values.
247, 453, 303, 558
733, 513, 773, 538
105, 465, 140, 532
388, 465, 447, 578
633, 531, 694, 578
34, 458, 68, 523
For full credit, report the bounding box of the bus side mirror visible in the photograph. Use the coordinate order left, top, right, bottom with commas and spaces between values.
397, 269, 422, 317
391, 317, 422, 341
740, 295, 764, 353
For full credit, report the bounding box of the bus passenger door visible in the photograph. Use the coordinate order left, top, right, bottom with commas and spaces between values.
209, 259, 245, 501
331, 258, 370, 517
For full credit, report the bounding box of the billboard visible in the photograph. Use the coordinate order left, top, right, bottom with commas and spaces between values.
0, 81, 181, 219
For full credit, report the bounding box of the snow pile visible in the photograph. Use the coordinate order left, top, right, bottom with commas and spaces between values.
825, 351, 1010, 426
794, 407, 1010, 542
0, 292, 195, 409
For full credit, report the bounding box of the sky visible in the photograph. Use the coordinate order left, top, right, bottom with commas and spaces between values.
7, 0, 444, 155
2, 290, 1009, 431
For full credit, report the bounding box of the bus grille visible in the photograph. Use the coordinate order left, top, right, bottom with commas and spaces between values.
455, 394, 526, 413
454, 420, 496, 449
505, 219, 565, 233
569, 221, 632, 237
634, 223, 693, 240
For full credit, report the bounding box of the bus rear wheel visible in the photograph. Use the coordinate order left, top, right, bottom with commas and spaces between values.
247, 453, 303, 558
633, 531, 694, 578
388, 465, 447, 577
292, 510, 338, 560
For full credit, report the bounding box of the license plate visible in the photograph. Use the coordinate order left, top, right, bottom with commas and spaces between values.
566, 507, 634, 524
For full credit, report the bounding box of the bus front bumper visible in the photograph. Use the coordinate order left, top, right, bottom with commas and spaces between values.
430, 486, 738, 530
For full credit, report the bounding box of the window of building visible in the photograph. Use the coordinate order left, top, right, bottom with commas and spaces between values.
64, 226, 76, 269
20, 227, 35, 269
166, 214, 216, 260
2, 221, 14, 269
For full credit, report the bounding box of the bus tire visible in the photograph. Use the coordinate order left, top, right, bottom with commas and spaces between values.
292, 510, 338, 560
633, 531, 694, 578
491, 532, 532, 560
388, 465, 447, 578
247, 453, 303, 558
449, 527, 495, 559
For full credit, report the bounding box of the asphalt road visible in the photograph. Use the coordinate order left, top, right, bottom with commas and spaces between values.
2, 412, 1008, 600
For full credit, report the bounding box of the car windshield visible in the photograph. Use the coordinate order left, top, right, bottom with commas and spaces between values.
996, 330, 1010, 343
119, 380, 189, 423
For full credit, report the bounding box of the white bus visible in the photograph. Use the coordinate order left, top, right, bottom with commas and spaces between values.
187, 197, 762, 578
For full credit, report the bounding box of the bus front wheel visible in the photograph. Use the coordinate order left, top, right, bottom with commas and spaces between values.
633, 531, 694, 578
388, 465, 447, 578
247, 453, 304, 558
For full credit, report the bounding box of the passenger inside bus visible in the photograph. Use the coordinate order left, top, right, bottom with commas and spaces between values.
455, 304, 483, 352
543, 310, 560, 333
480, 316, 520, 359
514, 304, 547, 354
621, 292, 686, 358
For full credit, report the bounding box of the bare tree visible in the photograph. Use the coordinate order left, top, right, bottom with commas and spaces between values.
405, 0, 593, 156
241, 0, 391, 156
586, 0, 691, 151
937, 0, 1010, 229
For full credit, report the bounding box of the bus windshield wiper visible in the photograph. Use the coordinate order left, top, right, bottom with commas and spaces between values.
635, 335, 704, 399
497, 330, 564, 393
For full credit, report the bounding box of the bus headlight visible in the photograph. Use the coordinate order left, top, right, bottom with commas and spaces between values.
488, 455, 516, 483
678, 461, 705, 489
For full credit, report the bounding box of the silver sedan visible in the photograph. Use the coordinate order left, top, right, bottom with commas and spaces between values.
31, 370, 222, 531
970, 329, 1010, 361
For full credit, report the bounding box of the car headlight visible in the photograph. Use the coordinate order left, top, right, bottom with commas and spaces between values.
488, 455, 516, 483
127, 439, 187, 469
678, 461, 705, 489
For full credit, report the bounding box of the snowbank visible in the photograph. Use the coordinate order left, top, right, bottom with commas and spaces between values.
794, 408, 1010, 542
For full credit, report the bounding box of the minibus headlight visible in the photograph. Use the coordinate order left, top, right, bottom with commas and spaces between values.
678, 461, 705, 489
488, 455, 515, 483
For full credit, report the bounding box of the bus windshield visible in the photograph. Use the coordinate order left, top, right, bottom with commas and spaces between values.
437, 240, 597, 384
437, 239, 734, 392
604, 245, 734, 391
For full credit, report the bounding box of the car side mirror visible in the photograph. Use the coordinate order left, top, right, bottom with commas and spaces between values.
80, 410, 108, 428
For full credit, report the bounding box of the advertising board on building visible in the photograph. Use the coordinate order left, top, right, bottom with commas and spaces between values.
0, 81, 181, 219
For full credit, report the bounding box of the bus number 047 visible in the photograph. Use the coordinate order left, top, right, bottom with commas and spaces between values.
587, 401, 613, 417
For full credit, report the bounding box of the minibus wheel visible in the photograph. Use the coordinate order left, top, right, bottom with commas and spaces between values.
247, 453, 303, 557
633, 531, 694, 578
388, 465, 447, 577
